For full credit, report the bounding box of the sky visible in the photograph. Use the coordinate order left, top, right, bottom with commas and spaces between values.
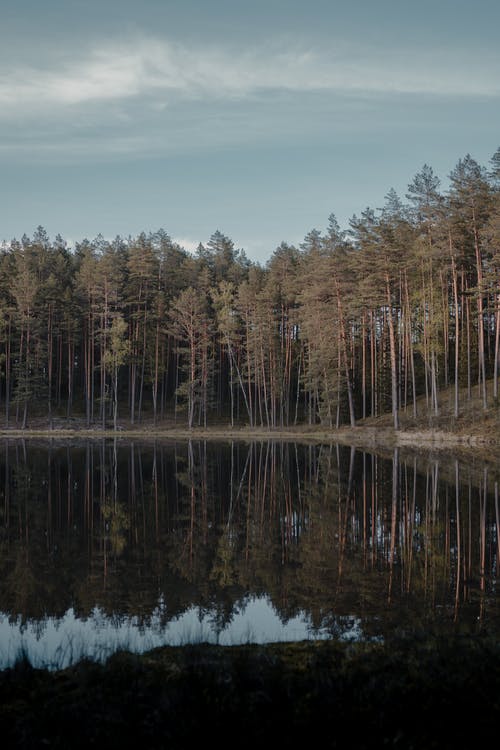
1, 0, 499, 264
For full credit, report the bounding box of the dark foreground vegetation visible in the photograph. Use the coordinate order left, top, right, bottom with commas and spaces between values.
1, 637, 499, 748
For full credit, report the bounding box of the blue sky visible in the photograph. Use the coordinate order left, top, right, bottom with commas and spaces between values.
1, 0, 499, 263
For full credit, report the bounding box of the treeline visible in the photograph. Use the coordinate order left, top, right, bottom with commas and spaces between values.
1, 148, 499, 429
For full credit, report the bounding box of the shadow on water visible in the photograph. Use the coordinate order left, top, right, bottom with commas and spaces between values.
0, 437, 499, 668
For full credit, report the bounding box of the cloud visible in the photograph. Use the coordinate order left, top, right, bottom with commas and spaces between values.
0, 34, 498, 117
172, 237, 200, 254
1, 33, 497, 166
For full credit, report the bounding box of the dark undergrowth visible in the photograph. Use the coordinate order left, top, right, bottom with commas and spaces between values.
0, 635, 499, 749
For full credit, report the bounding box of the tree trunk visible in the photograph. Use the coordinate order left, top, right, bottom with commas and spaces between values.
386, 274, 400, 430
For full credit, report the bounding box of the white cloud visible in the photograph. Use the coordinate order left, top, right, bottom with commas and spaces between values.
173, 237, 201, 253
0, 34, 498, 117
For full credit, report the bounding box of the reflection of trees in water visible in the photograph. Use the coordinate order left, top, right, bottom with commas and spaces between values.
0, 439, 499, 638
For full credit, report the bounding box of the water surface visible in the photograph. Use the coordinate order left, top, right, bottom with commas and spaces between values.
0, 439, 498, 668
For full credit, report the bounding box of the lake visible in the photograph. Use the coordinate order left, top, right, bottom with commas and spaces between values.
0, 438, 499, 669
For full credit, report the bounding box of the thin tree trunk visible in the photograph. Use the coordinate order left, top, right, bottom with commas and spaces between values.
5, 316, 11, 427
67, 333, 73, 419
386, 274, 400, 430
334, 277, 356, 427
449, 235, 460, 418
472, 209, 487, 409
493, 294, 500, 401
47, 304, 53, 428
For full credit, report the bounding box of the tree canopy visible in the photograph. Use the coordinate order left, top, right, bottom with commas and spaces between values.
1, 149, 499, 430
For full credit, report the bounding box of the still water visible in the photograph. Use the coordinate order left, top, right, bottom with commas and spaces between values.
0, 438, 499, 669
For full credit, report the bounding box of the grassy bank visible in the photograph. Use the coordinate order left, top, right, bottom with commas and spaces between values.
1, 637, 499, 748
0, 415, 497, 459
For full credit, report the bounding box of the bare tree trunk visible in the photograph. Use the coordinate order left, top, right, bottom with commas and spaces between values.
47, 303, 53, 429
386, 275, 400, 430
68, 333, 74, 419
472, 209, 487, 409
449, 235, 460, 418
493, 295, 500, 401
335, 277, 356, 427
5, 316, 11, 427
152, 319, 160, 425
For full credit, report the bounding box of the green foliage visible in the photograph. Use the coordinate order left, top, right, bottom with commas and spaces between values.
0, 147, 498, 428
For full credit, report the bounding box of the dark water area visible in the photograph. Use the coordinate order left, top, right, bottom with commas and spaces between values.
0, 438, 499, 669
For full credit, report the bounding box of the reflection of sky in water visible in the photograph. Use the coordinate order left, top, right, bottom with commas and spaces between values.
0, 596, 362, 670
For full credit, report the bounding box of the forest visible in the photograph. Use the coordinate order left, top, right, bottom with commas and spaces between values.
1, 148, 499, 431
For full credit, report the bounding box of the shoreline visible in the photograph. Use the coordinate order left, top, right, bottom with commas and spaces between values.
0, 422, 496, 453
